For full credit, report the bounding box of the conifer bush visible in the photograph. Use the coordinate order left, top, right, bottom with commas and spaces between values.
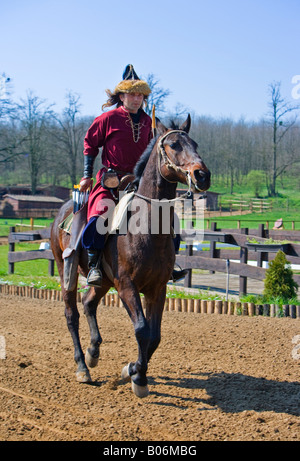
263, 250, 298, 300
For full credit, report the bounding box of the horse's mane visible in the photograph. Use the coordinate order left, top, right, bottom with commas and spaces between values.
133, 136, 158, 186
133, 120, 180, 187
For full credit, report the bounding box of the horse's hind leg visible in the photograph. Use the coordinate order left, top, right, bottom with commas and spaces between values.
82, 283, 110, 368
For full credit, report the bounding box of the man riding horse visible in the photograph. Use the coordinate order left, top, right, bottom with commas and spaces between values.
79, 64, 187, 287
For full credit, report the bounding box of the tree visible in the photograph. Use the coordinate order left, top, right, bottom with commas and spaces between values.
16, 91, 54, 194
143, 73, 171, 116
263, 250, 298, 300
246, 170, 265, 197
51, 92, 88, 186
267, 82, 300, 196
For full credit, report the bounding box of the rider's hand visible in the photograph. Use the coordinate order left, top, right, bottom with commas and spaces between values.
79, 177, 93, 192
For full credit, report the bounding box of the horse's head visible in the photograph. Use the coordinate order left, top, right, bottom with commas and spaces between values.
156, 115, 211, 193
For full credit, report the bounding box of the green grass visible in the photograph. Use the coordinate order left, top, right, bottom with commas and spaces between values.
0, 242, 61, 290
0, 218, 54, 237
205, 212, 300, 231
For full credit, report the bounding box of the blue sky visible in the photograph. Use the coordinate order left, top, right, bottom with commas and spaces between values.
1, 0, 300, 121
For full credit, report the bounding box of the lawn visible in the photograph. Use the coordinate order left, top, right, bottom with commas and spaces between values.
0, 217, 54, 236
0, 242, 61, 290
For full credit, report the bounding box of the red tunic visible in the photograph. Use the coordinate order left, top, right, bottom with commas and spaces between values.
84, 106, 152, 220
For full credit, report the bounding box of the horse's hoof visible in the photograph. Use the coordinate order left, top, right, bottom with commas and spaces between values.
131, 377, 149, 398
76, 369, 92, 383
121, 364, 131, 383
85, 349, 99, 368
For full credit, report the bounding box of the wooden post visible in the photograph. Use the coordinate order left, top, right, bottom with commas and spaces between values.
187, 299, 193, 313
248, 302, 255, 316
270, 304, 276, 317
263, 304, 270, 316
290, 305, 296, 319
215, 300, 222, 314
283, 304, 289, 317
194, 299, 201, 313
209, 222, 217, 274
8, 227, 15, 274
257, 224, 268, 267
175, 298, 182, 312
184, 241, 193, 288
201, 300, 207, 313
239, 228, 248, 296
48, 259, 55, 276
207, 300, 215, 314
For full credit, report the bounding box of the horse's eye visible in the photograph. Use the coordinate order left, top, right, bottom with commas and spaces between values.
170, 141, 180, 150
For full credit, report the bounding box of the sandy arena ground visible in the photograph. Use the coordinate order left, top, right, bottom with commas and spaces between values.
0, 293, 299, 442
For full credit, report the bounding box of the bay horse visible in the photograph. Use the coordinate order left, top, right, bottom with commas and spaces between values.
50, 115, 211, 398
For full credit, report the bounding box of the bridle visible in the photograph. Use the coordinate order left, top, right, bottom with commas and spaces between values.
157, 129, 195, 195
134, 130, 199, 202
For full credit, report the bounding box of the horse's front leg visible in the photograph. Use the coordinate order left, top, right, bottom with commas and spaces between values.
63, 288, 91, 383
82, 282, 110, 368
118, 282, 150, 398
145, 287, 166, 363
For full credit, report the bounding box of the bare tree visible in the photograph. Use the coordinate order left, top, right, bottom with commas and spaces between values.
16, 91, 54, 194
267, 81, 300, 196
51, 92, 87, 186
143, 73, 171, 116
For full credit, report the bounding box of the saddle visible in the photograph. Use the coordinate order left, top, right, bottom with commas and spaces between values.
60, 174, 135, 291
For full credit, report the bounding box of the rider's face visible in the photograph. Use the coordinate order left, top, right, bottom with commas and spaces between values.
119, 93, 144, 113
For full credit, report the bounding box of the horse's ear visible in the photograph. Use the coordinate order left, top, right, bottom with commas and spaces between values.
179, 114, 191, 133
155, 117, 168, 136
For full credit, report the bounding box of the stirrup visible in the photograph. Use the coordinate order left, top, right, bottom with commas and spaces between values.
87, 267, 103, 287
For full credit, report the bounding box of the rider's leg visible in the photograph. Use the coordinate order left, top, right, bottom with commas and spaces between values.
82, 217, 105, 287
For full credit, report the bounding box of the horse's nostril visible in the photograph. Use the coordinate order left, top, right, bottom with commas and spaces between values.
194, 169, 207, 181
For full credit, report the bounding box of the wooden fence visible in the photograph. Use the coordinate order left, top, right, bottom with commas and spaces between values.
7, 226, 54, 276
177, 223, 300, 295
6, 222, 300, 297
218, 197, 271, 213
1, 284, 300, 318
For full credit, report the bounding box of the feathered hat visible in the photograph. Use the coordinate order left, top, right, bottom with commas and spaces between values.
113, 64, 151, 96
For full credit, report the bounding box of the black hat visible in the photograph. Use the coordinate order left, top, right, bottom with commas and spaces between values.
113, 64, 151, 96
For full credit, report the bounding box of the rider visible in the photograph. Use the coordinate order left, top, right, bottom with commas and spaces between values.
80, 64, 187, 286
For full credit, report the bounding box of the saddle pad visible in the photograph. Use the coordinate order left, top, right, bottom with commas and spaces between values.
59, 191, 135, 236
109, 191, 135, 234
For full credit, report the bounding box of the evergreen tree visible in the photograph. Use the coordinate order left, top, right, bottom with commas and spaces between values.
263, 250, 298, 300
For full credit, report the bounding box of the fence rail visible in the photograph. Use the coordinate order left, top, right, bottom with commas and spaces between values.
7, 226, 54, 276
6, 222, 300, 297
177, 223, 300, 295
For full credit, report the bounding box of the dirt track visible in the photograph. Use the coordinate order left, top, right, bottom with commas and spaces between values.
0, 293, 300, 441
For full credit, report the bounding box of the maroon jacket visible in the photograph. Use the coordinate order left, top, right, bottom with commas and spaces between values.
83, 106, 152, 219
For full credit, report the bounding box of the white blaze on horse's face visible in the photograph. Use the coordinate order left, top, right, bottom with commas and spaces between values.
160, 130, 211, 192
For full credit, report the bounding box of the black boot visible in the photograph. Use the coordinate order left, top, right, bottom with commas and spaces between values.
86, 249, 103, 287
170, 265, 188, 282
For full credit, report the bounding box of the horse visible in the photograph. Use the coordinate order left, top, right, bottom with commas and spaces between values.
50, 115, 211, 398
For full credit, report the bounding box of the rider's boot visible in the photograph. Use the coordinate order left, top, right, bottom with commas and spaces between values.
170, 265, 188, 282
86, 249, 103, 287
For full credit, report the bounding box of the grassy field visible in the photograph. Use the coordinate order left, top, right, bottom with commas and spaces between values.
0, 217, 54, 236
0, 242, 61, 290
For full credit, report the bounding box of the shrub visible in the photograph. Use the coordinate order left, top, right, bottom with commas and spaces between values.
263, 250, 298, 300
